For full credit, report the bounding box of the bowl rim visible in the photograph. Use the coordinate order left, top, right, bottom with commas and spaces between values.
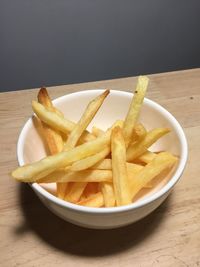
17, 89, 188, 214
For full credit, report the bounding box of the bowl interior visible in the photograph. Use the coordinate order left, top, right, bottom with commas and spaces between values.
19, 89, 186, 205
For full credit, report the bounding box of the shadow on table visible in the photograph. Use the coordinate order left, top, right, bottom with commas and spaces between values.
15, 183, 172, 257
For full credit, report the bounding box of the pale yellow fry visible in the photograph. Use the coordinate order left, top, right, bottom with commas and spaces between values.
12, 128, 113, 182
92, 126, 105, 137
100, 182, 115, 207
111, 127, 132, 206
123, 76, 149, 146
136, 150, 157, 164
64, 90, 109, 150
78, 192, 104, 207
64, 182, 87, 203
38, 169, 113, 183
92, 158, 143, 173
130, 152, 178, 199
92, 158, 112, 170
132, 123, 147, 142
68, 146, 110, 171
127, 128, 170, 162
32, 101, 95, 143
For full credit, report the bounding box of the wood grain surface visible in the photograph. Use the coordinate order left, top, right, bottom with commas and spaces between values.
0, 69, 200, 267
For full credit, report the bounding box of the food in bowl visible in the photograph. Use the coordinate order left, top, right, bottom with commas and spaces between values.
12, 76, 179, 209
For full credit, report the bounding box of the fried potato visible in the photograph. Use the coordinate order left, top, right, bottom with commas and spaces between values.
38, 169, 113, 183
37, 87, 67, 198
68, 146, 110, 171
63, 90, 109, 201
135, 150, 157, 164
92, 158, 143, 173
92, 126, 104, 137
123, 76, 149, 146
32, 101, 95, 143
64, 182, 87, 203
130, 152, 178, 199
12, 128, 114, 182
37, 88, 64, 155
83, 182, 100, 198
64, 90, 109, 150
78, 192, 104, 207
111, 127, 132, 206
126, 128, 170, 162
100, 182, 115, 207
132, 123, 147, 142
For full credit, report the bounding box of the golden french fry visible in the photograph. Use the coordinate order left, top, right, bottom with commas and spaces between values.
83, 182, 99, 197
127, 128, 170, 162
111, 127, 132, 206
100, 182, 115, 207
64, 90, 109, 150
92, 126, 105, 137
78, 192, 104, 207
130, 152, 178, 199
132, 123, 147, 142
64, 182, 87, 203
37, 87, 66, 197
63, 90, 109, 200
92, 158, 143, 173
38, 169, 113, 183
135, 150, 157, 164
68, 146, 110, 171
123, 76, 149, 146
57, 182, 68, 199
12, 128, 113, 182
37, 88, 64, 155
32, 101, 96, 143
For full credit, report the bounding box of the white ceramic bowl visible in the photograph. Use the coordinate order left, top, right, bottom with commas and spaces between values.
17, 90, 188, 229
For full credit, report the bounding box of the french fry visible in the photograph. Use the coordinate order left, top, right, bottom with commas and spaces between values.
123, 76, 149, 146
127, 128, 170, 162
37, 87, 66, 198
12, 128, 113, 182
64, 182, 87, 203
100, 182, 115, 207
68, 146, 110, 171
92, 126, 104, 137
37, 88, 64, 155
64, 90, 109, 150
78, 192, 104, 207
135, 150, 157, 164
63, 90, 109, 201
83, 182, 100, 197
63, 90, 109, 199
37, 87, 63, 117
111, 127, 132, 206
32, 101, 96, 143
130, 152, 178, 199
38, 169, 113, 183
92, 158, 143, 173
132, 123, 147, 142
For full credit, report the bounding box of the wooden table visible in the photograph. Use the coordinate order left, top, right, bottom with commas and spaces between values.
1, 69, 200, 267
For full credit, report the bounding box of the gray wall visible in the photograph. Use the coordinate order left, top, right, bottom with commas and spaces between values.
1, 0, 200, 92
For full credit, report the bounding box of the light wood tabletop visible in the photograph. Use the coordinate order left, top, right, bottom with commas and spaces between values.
1, 69, 200, 267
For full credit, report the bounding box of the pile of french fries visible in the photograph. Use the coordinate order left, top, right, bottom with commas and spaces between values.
12, 76, 178, 208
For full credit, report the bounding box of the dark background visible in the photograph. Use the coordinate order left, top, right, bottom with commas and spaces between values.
1, 0, 200, 92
